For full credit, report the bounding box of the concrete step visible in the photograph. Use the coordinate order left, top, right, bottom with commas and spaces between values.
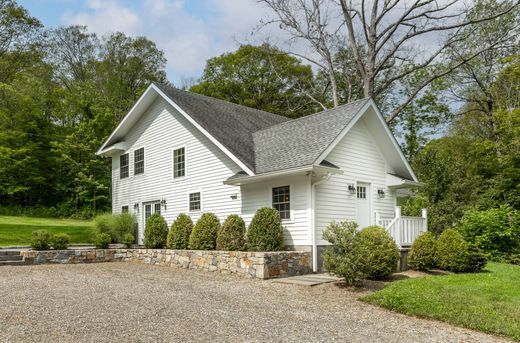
0, 260, 28, 266
0, 250, 22, 256
0, 255, 22, 261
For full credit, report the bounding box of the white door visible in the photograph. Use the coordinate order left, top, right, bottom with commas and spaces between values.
139, 201, 161, 244
356, 183, 371, 229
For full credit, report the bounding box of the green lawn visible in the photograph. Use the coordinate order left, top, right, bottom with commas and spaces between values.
362, 263, 520, 341
0, 215, 96, 246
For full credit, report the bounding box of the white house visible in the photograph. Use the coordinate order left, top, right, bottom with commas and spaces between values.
97, 83, 426, 271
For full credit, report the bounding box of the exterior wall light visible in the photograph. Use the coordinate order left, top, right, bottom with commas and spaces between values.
160, 198, 167, 209
133, 202, 139, 211
230, 193, 238, 200
348, 184, 356, 194
377, 188, 385, 198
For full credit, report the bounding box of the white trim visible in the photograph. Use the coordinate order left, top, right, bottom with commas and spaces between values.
187, 190, 203, 213
119, 152, 130, 180
171, 145, 187, 182
132, 146, 146, 177
151, 84, 255, 176
270, 184, 294, 224
355, 181, 373, 228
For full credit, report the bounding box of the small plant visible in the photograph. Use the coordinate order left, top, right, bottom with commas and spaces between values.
408, 231, 437, 270
355, 226, 399, 279
113, 213, 136, 243
246, 207, 285, 251
217, 214, 246, 251
167, 213, 193, 249
144, 213, 168, 248
51, 233, 70, 250
189, 213, 220, 250
94, 213, 115, 240
31, 230, 51, 251
95, 233, 111, 249
436, 229, 486, 273
122, 233, 135, 248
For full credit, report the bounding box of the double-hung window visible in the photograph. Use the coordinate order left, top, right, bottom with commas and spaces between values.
121, 206, 129, 213
173, 147, 185, 178
120, 153, 129, 179
272, 185, 290, 220
134, 148, 144, 175
189, 192, 201, 212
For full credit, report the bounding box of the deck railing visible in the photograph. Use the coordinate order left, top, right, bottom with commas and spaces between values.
377, 207, 428, 248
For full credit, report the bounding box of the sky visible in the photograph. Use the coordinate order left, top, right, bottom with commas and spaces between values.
19, 0, 279, 85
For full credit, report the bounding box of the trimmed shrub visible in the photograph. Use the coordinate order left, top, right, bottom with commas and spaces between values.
113, 213, 136, 243
355, 226, 399, 279
167, 213, 193, 249
436, 229, 487, 273
322, 221, 365, 285
31, 230, 51, 251
122, 233, 135, 248
144, 213, 168, 248
95, 233, 111, 249
217, 214, 246, 251
51, 233, 70, 250
246, 207, 285, 251
408, 231, 437, 270
189, 213, 220, 250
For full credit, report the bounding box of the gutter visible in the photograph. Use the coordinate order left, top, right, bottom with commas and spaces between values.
310, 172, 332, 272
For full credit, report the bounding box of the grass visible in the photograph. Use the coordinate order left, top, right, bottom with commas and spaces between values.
0, 215, 96, 246
362, 263, 520, 341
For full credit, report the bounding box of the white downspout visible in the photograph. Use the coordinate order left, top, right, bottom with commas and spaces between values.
311, 172, 332, 272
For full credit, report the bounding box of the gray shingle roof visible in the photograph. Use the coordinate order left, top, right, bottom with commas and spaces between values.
156, 83, 369, 175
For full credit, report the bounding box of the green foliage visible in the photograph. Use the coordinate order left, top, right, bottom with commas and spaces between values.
189, 213, 220, 250
246, 207, 284, 251
94, 233, 111, 249
51, 233, 70, 250
144, 213, 168, 249
216, 214, 246, 251
30, 230, 51, 250
408, 231, 437, 270
93, 213, 116, 241
122, 233, 134, 248
436, 229, 487, 273
166, 213, 193, 249
112, 213, 136, 243
355, 226, 399, 279
458, 206, 520, 259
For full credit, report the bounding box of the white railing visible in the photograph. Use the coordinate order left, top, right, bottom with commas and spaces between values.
377, 207, 428, 248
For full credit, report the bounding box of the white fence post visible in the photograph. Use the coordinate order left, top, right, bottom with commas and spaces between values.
422, 208, 428, 232
375, 212, 380, 227
395, 206, 401, 247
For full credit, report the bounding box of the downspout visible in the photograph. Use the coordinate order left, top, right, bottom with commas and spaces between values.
310, 172, 332, 272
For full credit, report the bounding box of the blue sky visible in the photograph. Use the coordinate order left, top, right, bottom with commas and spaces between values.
19, 0, 275, 84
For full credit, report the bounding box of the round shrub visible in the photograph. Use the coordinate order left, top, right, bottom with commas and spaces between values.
216, 214, 246, 251
246, 207, 284, 251
51, 233, 70, 250
167, 213, 193, 249
31, 230, 51, 251
355, 226, 399, 279
408, 231, 437, 270
144, 213, 168, 248
189, 213, 220, 250
436, 229, 487, 273
95, 233, 111, 249
122, 233, 135, 248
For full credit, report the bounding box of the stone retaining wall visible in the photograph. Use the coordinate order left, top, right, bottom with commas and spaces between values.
20, 249, 312, 280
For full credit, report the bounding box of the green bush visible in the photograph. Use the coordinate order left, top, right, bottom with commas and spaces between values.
458, 206, 520, 260
189, 213, 220, 250
31, 230, 51, 251
436, 229, 487, 272
95, 233, 111, 249
51, 233, 70, 250
144, 213, 169, 248
322, 221, 365, 285
217, 214, 246, 251
167, 213, 193, 249
122, 233, 135, 248
246, 207, 285, 251
94, 213, 115, 239
408, 231, 438, 270
113, 213, 136, 243
355, 226, 399, 279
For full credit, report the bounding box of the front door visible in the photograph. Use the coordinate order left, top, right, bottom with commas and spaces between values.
139, 201, 161, 244
356, 183, 371, 229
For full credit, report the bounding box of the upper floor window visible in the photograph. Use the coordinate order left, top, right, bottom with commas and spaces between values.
120, 153, 129, 179
173, 147, 185, 178
189, 192, 201, 212
272, 185, 290, 220
134, 148, 144, 175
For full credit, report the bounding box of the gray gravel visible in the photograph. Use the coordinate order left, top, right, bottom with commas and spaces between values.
0, 263, 510, 342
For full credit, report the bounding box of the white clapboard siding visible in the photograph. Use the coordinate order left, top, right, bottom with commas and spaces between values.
112, 97, 242, 238
315, 118, 396, 245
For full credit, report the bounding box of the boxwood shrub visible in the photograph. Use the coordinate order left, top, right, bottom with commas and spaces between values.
189, 213, 220, 250
436, 229, 486, 272
167, 213, 193, 249
95, 233, 111, 249
355, 226, 399, 279
122, 233, 135, 248
144, 213, 168, 248
246, 207, 285, 251
51, 233, 70, 250
408, 231, 437, 270
31, 230, 51, 251
216, 214, 246, 251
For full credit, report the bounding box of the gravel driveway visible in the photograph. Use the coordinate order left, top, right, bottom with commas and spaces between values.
0, 263, 510, 343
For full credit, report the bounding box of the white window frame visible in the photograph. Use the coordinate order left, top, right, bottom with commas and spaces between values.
133, 146, 145, 176
188, 191, 202, 213
119, 153, 129, 179
270, 184, 294, 224
172, 145, 187, 181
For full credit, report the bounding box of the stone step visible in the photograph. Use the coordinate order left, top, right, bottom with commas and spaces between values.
0, 255, 22, 261
0, 250, 22, 256
0, 260, 28, 266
